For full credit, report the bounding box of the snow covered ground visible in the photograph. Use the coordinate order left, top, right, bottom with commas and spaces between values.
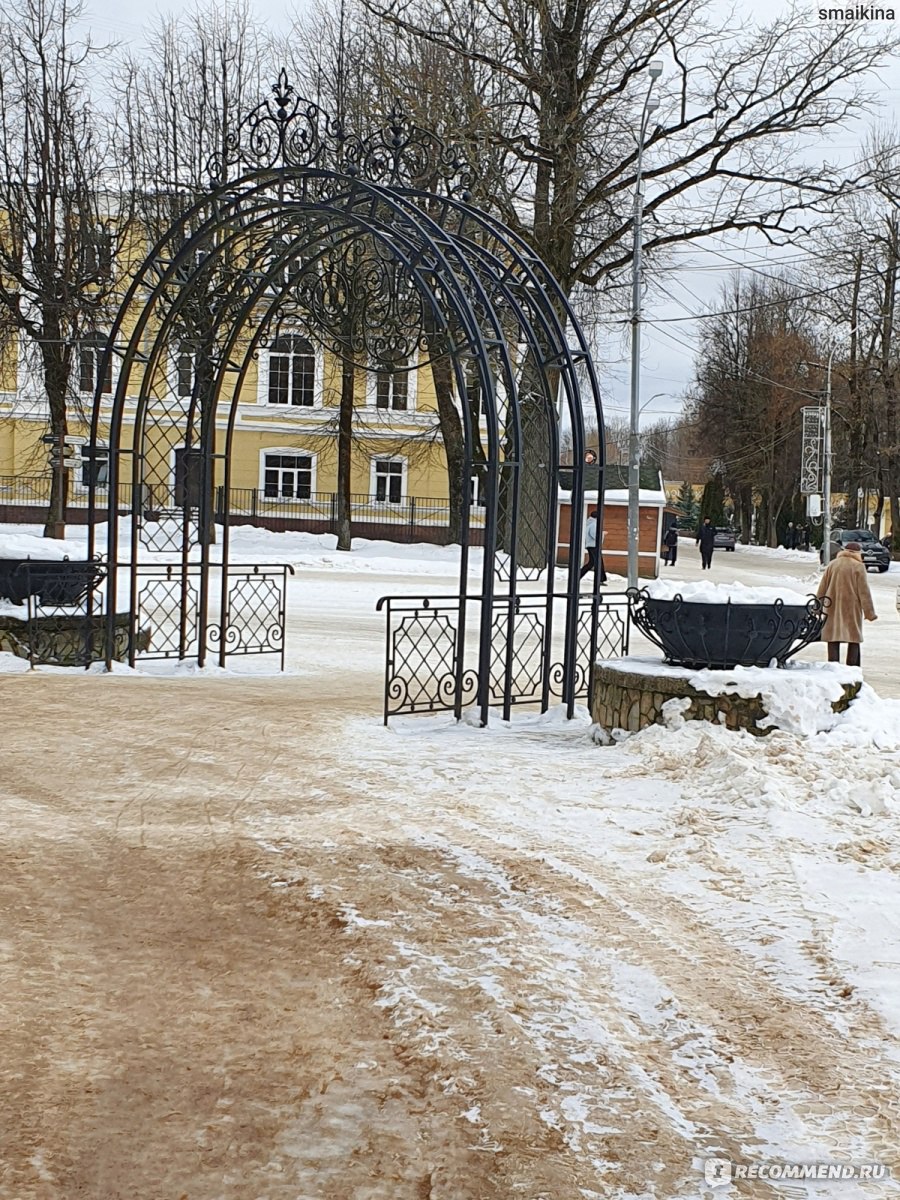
2, 523, 900, 1197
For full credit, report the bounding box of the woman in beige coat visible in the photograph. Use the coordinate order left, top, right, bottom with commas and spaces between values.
815, 542, 878, 666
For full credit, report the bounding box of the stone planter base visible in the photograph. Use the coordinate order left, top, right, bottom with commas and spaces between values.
0, 613, 150, 666
592, 661, 860, 737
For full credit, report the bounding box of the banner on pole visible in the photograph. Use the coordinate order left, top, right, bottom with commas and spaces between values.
800, 406, 825, 495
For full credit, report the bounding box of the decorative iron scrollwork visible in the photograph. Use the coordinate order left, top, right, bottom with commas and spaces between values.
208, 70, 475, 199
344, 102, 475, 198
209, 69, 343, 184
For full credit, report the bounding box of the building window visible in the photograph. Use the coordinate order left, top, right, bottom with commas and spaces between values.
263, 453, 313, 500
175, 349, 194, 399
470, 474, 487, 507
81, 226, 113, 277
369, 354, 416, 411
375, 363, 409, 411
79, 333, 112, 395
268, 335, 315, 407
79, 445, 109, 488
373, 459, 404, 505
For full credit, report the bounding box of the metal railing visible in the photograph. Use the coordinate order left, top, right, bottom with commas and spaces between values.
0, 476, 485, 539
376, 590, 631, 722
0, 475, 134, 509
217, 487, 485, 531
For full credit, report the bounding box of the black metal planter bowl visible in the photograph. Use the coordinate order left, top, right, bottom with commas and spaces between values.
0, 558, 103, 607
627, 588, 827, 669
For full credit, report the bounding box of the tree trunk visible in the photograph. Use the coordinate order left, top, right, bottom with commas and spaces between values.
44, 457, 70, 539
41, 321, 70, 539
738, 485, 753, 544
763, 492, 777, 549
890, 492, 900, 555
424, 314, 467, 544
499, 351, 554, 570
336, 355, 354, 551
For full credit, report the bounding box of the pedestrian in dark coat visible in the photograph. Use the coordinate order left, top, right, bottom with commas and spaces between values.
663, 523, 679, 567
696, 517, 716, 569
785, 522, 796, 550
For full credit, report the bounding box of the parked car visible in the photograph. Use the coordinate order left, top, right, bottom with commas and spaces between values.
820, 528, 891, 572
713, 526, 737, 551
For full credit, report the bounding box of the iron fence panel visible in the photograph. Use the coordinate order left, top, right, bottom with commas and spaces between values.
377, 590, 629, 722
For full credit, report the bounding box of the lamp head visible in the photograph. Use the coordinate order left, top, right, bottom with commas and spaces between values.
649, 60, 663, 80
646, 98, 660, 113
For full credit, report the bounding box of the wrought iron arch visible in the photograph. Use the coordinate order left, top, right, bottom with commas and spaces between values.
87, 77, 610, 724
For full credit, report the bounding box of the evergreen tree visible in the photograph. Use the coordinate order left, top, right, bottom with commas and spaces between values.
675, 480, 698, 526
698, 475, 726, 526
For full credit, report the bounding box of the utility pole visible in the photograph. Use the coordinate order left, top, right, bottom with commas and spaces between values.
627, 61, 662, 588
823, 349, 834, 565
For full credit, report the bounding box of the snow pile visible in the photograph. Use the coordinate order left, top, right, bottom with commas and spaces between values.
822, 682, 900, 752
689, 662, 862, 737
735, 543, 818, 563
0, 530, 83, 560
646, 578, 813, 606
0, 521, 477, 577
0, 651, 30, 673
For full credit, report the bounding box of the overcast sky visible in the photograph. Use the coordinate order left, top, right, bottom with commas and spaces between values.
77, 0, 900, 428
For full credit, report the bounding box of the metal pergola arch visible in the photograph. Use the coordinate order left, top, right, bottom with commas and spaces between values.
87, 79, 609, 724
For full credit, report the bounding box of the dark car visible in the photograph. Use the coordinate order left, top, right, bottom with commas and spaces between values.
821, 529, 891, 572
713, 527, 737, 551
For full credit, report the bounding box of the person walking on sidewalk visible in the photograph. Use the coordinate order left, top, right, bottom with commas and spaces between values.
663, 523, 679, 567
579, 510, 607, 584
696, 517, 716, 570
815, 541, 878, 667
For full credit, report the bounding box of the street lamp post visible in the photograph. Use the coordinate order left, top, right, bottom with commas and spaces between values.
823, 348, 834, 566
627, 61, 663, 589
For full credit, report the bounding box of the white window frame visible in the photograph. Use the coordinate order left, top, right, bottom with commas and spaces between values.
258, 447, 318, 501
78, 332, 114, 398
258, 333, 324, 409
365, 352, 418, 413
370, 455, 407, 506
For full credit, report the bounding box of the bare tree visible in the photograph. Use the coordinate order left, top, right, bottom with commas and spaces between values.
114, 2, 271, 543
0, 0, 133, 536
119, 2, 267, 200
286, 2, 491, 546
357, 0, 899, 309
687, 275, 820, 546
807, 137, 900, 546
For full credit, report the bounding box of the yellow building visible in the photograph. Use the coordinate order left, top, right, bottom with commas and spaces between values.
0, 322, 457, 524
